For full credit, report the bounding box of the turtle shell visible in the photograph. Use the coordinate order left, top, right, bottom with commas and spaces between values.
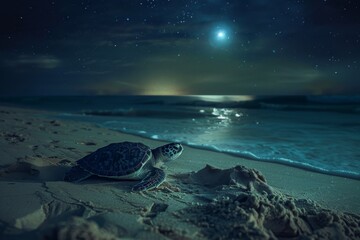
77, 142, 152, 177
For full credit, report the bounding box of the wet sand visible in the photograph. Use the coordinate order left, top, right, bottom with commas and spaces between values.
0, 106, 359, 239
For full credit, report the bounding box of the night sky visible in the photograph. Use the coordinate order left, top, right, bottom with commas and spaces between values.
1, 0, 359, 96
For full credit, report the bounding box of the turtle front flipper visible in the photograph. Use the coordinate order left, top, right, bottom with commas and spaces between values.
132, 167, 166, 191
64, 165, 93, 182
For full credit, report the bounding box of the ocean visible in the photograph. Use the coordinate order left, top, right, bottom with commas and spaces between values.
1, 95, 359, 180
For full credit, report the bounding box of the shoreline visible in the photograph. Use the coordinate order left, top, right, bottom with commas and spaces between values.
2, 105, 360, 212
101, 128, 360, 181
57, 109, 360, 181
2, 97, 360, 181
0, 105, 359, 239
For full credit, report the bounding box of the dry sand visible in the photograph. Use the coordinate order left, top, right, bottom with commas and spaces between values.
0, 106, 359, 239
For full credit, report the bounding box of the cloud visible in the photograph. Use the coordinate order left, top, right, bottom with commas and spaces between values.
4, 55, 61, 69
84, 79, 139, 95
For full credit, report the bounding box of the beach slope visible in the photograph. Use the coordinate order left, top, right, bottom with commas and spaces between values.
0, 106, 359, 239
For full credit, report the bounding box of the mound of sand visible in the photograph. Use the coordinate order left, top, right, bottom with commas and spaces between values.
183, 164, 272, 194
43, 217, 120, 240
179, 165, 360, 239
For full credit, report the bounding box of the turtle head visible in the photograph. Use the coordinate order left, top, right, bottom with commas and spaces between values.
162, 143, 183, 161
153, 143, 183, 164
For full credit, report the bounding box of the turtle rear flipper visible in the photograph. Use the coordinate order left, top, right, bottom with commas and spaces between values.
64, 165, 92, 182
132, 168, 165, 191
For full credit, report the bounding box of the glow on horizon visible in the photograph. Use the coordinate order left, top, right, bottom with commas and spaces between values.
140, 78, 188, 95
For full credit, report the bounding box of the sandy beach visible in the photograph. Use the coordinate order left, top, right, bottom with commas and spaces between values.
0, 106, 359, 239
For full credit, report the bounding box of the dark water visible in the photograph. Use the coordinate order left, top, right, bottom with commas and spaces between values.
1, 95, 359, 179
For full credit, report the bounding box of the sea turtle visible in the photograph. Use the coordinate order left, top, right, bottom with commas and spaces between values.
64, 142, 183, 191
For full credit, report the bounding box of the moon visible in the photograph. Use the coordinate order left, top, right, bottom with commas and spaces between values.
210, 25, 232, 48
216, 31, 226, 40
